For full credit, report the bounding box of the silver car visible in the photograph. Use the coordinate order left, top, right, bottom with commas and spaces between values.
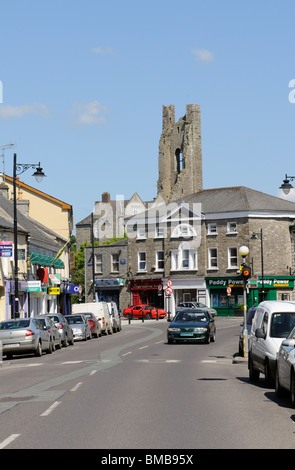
0, 318, 52, 358
276, 325, 295, 406
65, 314, 92, 341
37, 315, 62, 351
45, 313, 74, 347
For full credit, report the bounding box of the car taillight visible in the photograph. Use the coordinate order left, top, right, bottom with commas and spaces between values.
57, 323, 63, 329
102, 317, 105, 324
25, 330, 35, 336
88, 320, 95, 327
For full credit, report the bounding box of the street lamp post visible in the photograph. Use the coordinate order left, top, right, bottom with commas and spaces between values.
251, 228, 265, 302
12, 153, 46, 319
239, 245, 249, 357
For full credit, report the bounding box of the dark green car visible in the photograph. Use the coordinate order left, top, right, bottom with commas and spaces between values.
167, 309, 216, 344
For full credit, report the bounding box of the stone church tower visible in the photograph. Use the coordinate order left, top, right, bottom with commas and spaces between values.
157, 104, 203, 202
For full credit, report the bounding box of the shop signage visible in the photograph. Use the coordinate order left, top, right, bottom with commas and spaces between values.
0, 241, 13, 257
48, 287, 60, 295
248, 279, 294, 288
94, 278, 123, 287
207, 278, 295, 289
10, 280, 41, 292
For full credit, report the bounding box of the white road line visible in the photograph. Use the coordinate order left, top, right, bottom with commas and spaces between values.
138, 345, 148, 350
61, 361, 83, 364
122, 351, 132, 356
0, 434, 20, 449
89, 370, 97, 375
40, 401, 61, 417
70, 382, 83, 392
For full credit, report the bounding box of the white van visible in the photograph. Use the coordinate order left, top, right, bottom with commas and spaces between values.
107, 301, 121, 333
248, 301, 295, 384
72, 302, 112, 335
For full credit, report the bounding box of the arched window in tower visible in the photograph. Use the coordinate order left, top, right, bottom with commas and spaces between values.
175, 148, 185, 173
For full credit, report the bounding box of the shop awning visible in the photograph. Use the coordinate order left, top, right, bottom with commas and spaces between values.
29, 252, 65, 269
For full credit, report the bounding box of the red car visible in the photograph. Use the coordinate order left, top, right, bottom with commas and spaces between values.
123, 305, 167, 320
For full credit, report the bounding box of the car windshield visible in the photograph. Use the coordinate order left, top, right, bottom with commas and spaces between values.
270, 312, 295, 338
174, 311, 208, 322
0, 320, 30, 330
66, 315, 83, 324
247, 309, 256, 324
48, 315, 61, 323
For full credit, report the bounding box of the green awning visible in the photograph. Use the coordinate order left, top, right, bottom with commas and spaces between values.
29, 252, 65, 269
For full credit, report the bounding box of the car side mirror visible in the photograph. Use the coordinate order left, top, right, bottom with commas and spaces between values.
255, 327, 266, 340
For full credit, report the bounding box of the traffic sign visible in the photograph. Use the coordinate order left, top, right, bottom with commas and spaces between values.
167, 280, 173, 288
78, 284, 83, 294
165, 287, 173, 296
226, 286, 232, 294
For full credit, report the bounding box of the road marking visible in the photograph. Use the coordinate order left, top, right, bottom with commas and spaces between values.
70, 382, 83, 392
0, 434, 20, 449
122, 351, 132, 356
138, 346, 148, 350
89, 370, 97, 375
40, 401, 61, 417
61, 361, 83, 365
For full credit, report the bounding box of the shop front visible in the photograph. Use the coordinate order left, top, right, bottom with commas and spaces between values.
129, 278, 163, 307
206, 276, 295, 316
163, 277, 207, 317
95, 278, 124, 309
206, 277, 245, 316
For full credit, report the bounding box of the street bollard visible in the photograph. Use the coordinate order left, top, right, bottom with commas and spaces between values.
156, 309, 158, 321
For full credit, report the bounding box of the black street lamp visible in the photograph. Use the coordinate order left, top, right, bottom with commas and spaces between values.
13, 153, 46, 318
279, 175, 295, 195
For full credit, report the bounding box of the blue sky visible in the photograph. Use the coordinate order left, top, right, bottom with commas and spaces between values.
1, 0, 295, 231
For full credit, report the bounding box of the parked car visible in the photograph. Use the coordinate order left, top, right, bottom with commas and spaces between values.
65, 314, 92, 341
0, 318, 52, 358
276, 325, 295, 406
167, 308, 216, 344
248, 301, 295, 385
72, 302, 112, 335
45, 313, 74, 347
176, 302, 217, 317
37, 315, 62, 351
107, 301, 122, 332
123, 305, 167, 320
82, 312, 101, 338
239, 306, 256, 356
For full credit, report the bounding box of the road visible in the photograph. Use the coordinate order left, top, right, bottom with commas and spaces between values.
1, 317, 295, 450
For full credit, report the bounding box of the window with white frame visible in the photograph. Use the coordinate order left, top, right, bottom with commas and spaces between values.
156, 251, 164, 271
228, 247, 238, 269
207, 223, 217, 235
171, 223, 196, 238
138, 252, 146, 271
137, 227, 146, 239
155, 226, 165, 238
111, 253, 119, 272
95, 254, 102, 273
227, 221, 237, 234
208, 248, 218, 269
171, 244, 198, 271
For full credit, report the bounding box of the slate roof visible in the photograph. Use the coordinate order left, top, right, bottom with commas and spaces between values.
0, 193, 61, 249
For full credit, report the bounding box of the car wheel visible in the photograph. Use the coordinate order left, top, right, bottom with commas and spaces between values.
62, 336, 68, 347
69, 337, 74, 346
249, 355, 260, 382
275, 370, 284, 397
264, 360, 274, 386
210, 330, 216, 342
168, 338, 173, 344
290, 371, 295, 408
35, 341, 42, 357
57, 339, 62, 349
47, 340, 53, 354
